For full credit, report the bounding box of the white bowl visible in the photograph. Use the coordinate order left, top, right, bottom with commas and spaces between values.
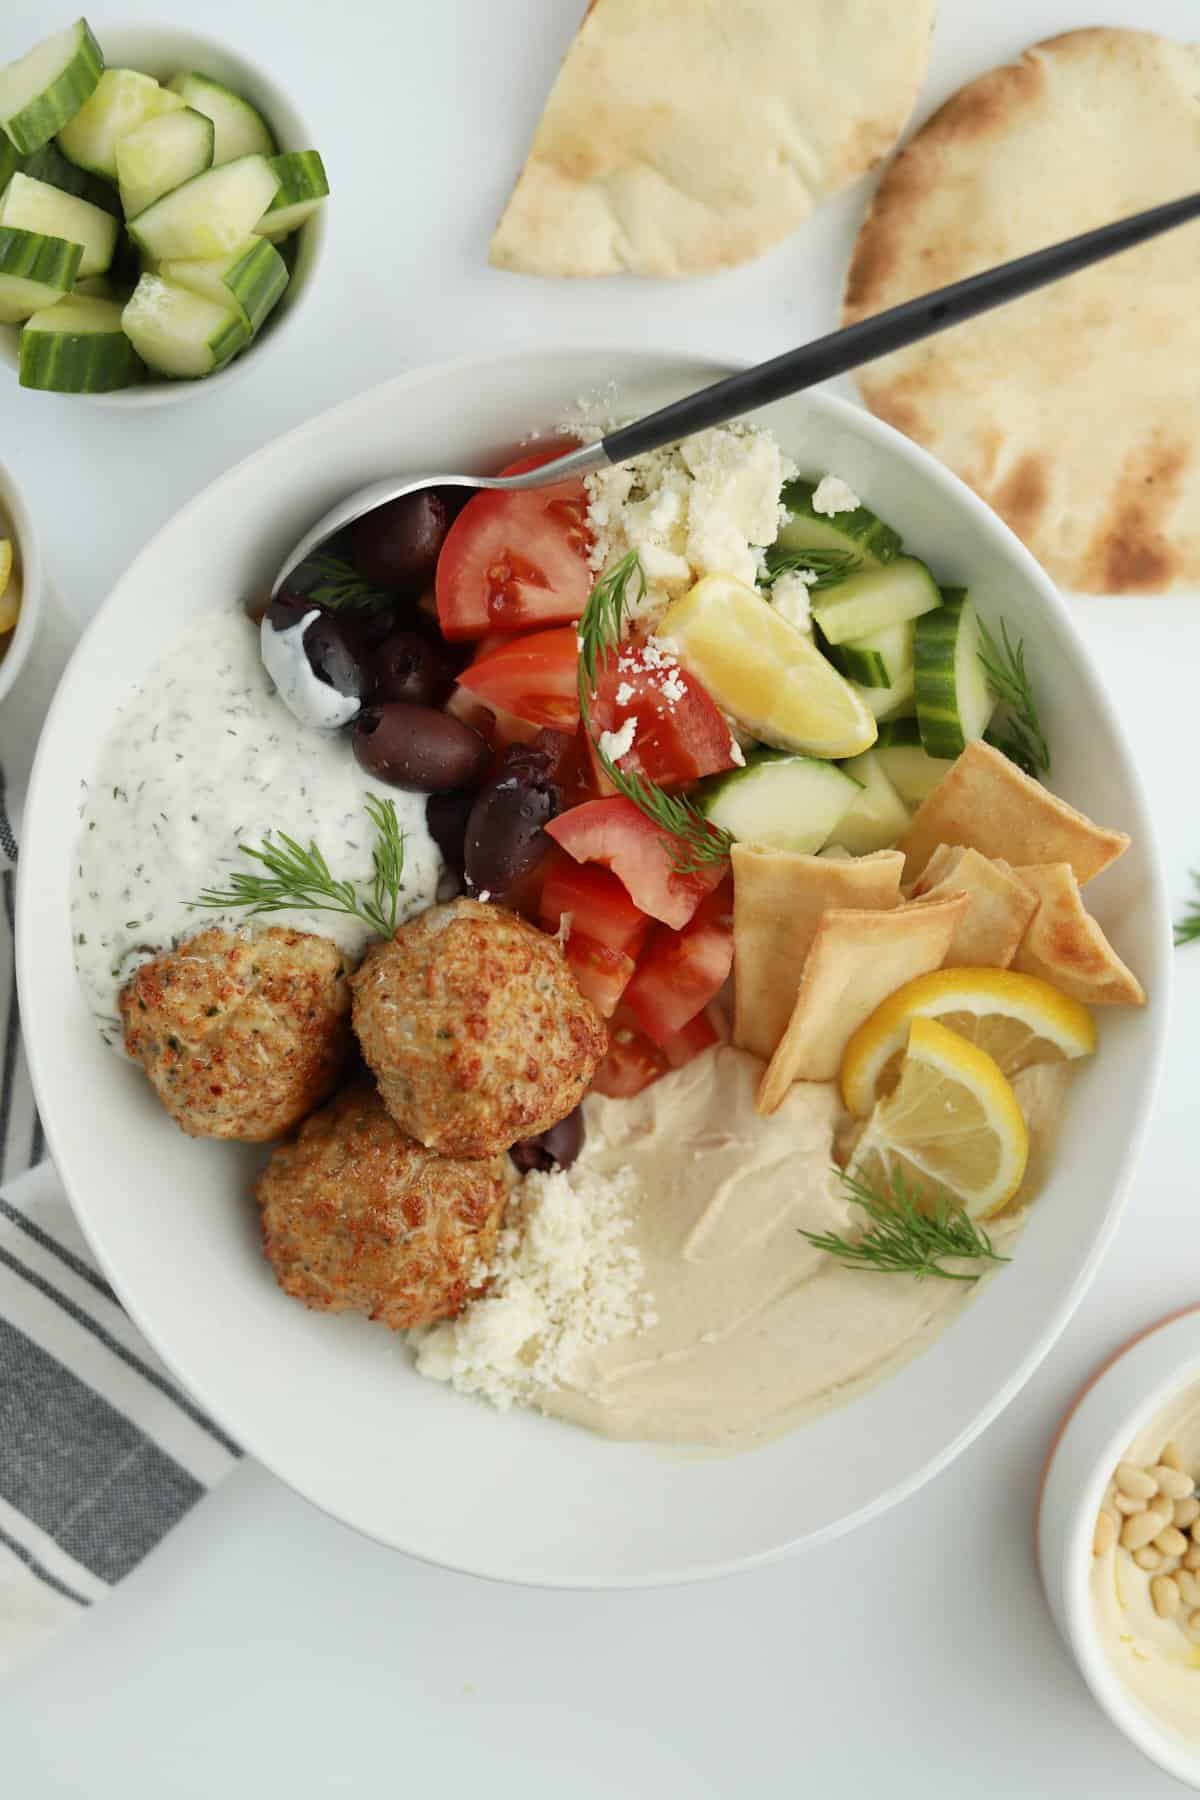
1039, 1310, 1200, 1788
0, 456, 45, 708
17, 347, 1172, 1586
0, 21, 327, 409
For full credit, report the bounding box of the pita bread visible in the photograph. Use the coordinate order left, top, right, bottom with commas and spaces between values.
490, 0, 936, 278
1010, 863, 1145, 1005
899, 741, 1129, 887
912, 845, 1038, 969
843, 28, 1200, 593
756, 892, 968, 1111
732, 844, 903, 1062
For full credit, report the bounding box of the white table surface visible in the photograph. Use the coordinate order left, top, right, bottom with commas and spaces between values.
2, 0, 1197, 1791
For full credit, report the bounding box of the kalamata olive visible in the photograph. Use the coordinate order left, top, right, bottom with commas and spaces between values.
352, 704, 489, 793
349, 491, 452, 590
261, 596, 365, 731
425, 786, 477, 873
368, 631, 455, 708
463, 742, 563, 897
510, 1105, 586, 1175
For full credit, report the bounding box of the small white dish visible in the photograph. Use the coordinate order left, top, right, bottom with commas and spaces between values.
1039, 1307, 1200, 1788
0, 457, 44, 708
0, 21, 327, 409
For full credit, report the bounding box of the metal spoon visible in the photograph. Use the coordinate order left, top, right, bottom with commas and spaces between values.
273, 190, 1200, 594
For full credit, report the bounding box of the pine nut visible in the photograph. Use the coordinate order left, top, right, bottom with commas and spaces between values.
1177, 1569, 1200, 1606
1161, 1442, 1183, 1471
1094, 1511, 1117, 1555
1156, 1526, 1189, 1557
1122, 1511, 1165, 1551
1176, 1498, 1200, 1528
1152, 1575, 1182, 1619
1134, 1546, 1164, 1571
1114, 1492, 1147, 1515
1116, 1463, 1159, 1500
1153, 1466, 1194, 1500
1185, 1544, 1200, 1572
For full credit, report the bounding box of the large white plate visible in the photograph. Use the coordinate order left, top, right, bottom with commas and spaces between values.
17, 348, 1171, 1586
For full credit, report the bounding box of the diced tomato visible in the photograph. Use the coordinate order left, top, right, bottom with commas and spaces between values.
585, 647, 737, 792
623, 880, 734, 1046
590, 1020, 669, 1099
564, 934, 636, 1018
443, 683, 543, 749
545, 797, 727, 931
435, 445, 594, 640
661, 1008, 723, 1069
456, 626, 580, 731
539, 859, 652, 958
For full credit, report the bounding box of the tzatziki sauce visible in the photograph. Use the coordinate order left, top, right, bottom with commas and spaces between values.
71, 600, 441, 1047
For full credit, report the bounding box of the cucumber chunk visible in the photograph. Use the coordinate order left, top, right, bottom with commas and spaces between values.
0, 19, 103, 156
122, 272, 248, 377
0, 224, 80, 321
873, 718, 955, 808
162, 234, 287, 334
698, 749, 862, 854
19, 291, 141, 390
850, 666, 915, 723
20, 140, 120, 214
914, 591, 996, 760
257, 149, 328, 241
116, 106, 213, 219
830, 618, 914, 689
56, 69, 182, 179
810, 557, 942, 646
776, 478, 902, 573
834, 750, 912, 855
127, 154, 279, 261
167, 72, 275, 165
0, 171, 116, 275
0, 135, 19, 195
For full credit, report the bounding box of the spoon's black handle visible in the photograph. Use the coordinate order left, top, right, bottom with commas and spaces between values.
601, 191, 1200, 466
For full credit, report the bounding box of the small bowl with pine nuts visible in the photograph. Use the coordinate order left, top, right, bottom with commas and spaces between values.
1039, 1306, 1200, 1789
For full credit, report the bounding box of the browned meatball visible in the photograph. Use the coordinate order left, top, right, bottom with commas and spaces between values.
351, 898, 605, 1158
120, 925, 352, 1143
255, 1083, 508, 1330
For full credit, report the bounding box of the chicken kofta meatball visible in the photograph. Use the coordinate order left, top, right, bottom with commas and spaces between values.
255, 1082, 508, 1330
351, 898, 606, 1159
120, 925, 352, 1143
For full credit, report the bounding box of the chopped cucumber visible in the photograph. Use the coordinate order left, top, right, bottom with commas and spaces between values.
810, 556, 942, 646
0, 19, 103, 156
698, 748, 861, 854
20, 140, 120, 213
121, 272, 247, 377
830, 618, 914, 689
873, 718, 955, 808
167, 72, 275, 165
56, 69, 181, 179
73, 273, 112, 296
914, 591, 996, 760
162, 234, 287, 334
116, 106, 213, 220
127, 154, 279, 261
835, 750, 912, 855
776, 478, 902, 572
19, 291, 141, 390
0, 135, 19, 195
257, 149, 328, 241
0, 224, 80, 321
850, 666, 915, 723
0, 171, 116, 275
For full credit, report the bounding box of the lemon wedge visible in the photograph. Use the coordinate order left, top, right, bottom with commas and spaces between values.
658, 573, 878, 758
850, 1015, 1029, 1218
840, 967, 1097, 1119
0, 540, 16, 635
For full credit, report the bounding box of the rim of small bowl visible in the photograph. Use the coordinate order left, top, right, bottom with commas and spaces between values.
0, 20, 327, 411
0, 457, 45, 707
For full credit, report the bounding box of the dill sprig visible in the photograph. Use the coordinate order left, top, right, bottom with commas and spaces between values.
191, 795, 406, 938
800, 1164, 1010, 1283
291, 549, 395, 615
576, 551, 733, 875
1175, 872, 1200, 947
760, 544, 861, 592
977, 615, 1050, 775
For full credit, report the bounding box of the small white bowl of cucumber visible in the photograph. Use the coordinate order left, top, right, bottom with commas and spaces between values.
0, 18, 329, 405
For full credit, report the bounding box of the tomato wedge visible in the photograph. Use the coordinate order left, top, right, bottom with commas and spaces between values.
662, 1009, 722, 1068
539, 859, 652, 958
585, 646, 737, 791
590, 1019, 669, 1098
456, 626, 580, 732
623, 881, 734, 1047
435, 446, 594, 640
545, 797, 726, 931
564, 935, 636, 1019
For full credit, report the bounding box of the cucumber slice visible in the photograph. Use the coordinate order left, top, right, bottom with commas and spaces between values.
834, 750, 912, 855
0, 19, 103, 156
162, 234, 287, 334
166, 72, 275, 165
873, 718, 955, 808
776, 478, 902, 572
115, 106, 213, 220
56, 69, 182, 180
121, 272, 248, 378
830, 618, 914, 689
0, 135, 19, 195
914, 592, 996, 759
0, 171, 116, 275
810, 557, 942, 647
127, 154, 279, 262
20, 140, 120, 214
0, 224, 80, 320
19, 291, 141, 390
850, 666, 915, 723
698, 748, 861, 854
257, 149, 328, 241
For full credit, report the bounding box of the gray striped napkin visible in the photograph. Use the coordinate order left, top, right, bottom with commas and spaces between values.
0, 589, 240, 1677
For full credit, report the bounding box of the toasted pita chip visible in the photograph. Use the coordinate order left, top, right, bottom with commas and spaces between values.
1010, 863, 1145, 1005
732, 844, 903, 1062
911, 845, 1038, 969
756, 891, 969, 1112
899, 741, 1129, 886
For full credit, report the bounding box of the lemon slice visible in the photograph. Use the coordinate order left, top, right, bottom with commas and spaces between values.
0, 540, 16, 635
840, 967, 1097, 1118
659, 572, 878, 758
851, 1016, 1029, 1218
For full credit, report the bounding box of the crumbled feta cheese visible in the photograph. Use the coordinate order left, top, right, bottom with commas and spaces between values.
770, 571, 815, 634
811, 474, 860, 516
615, 681, 635, 706
660, 673, 686, 705
598, 716, 637, 762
